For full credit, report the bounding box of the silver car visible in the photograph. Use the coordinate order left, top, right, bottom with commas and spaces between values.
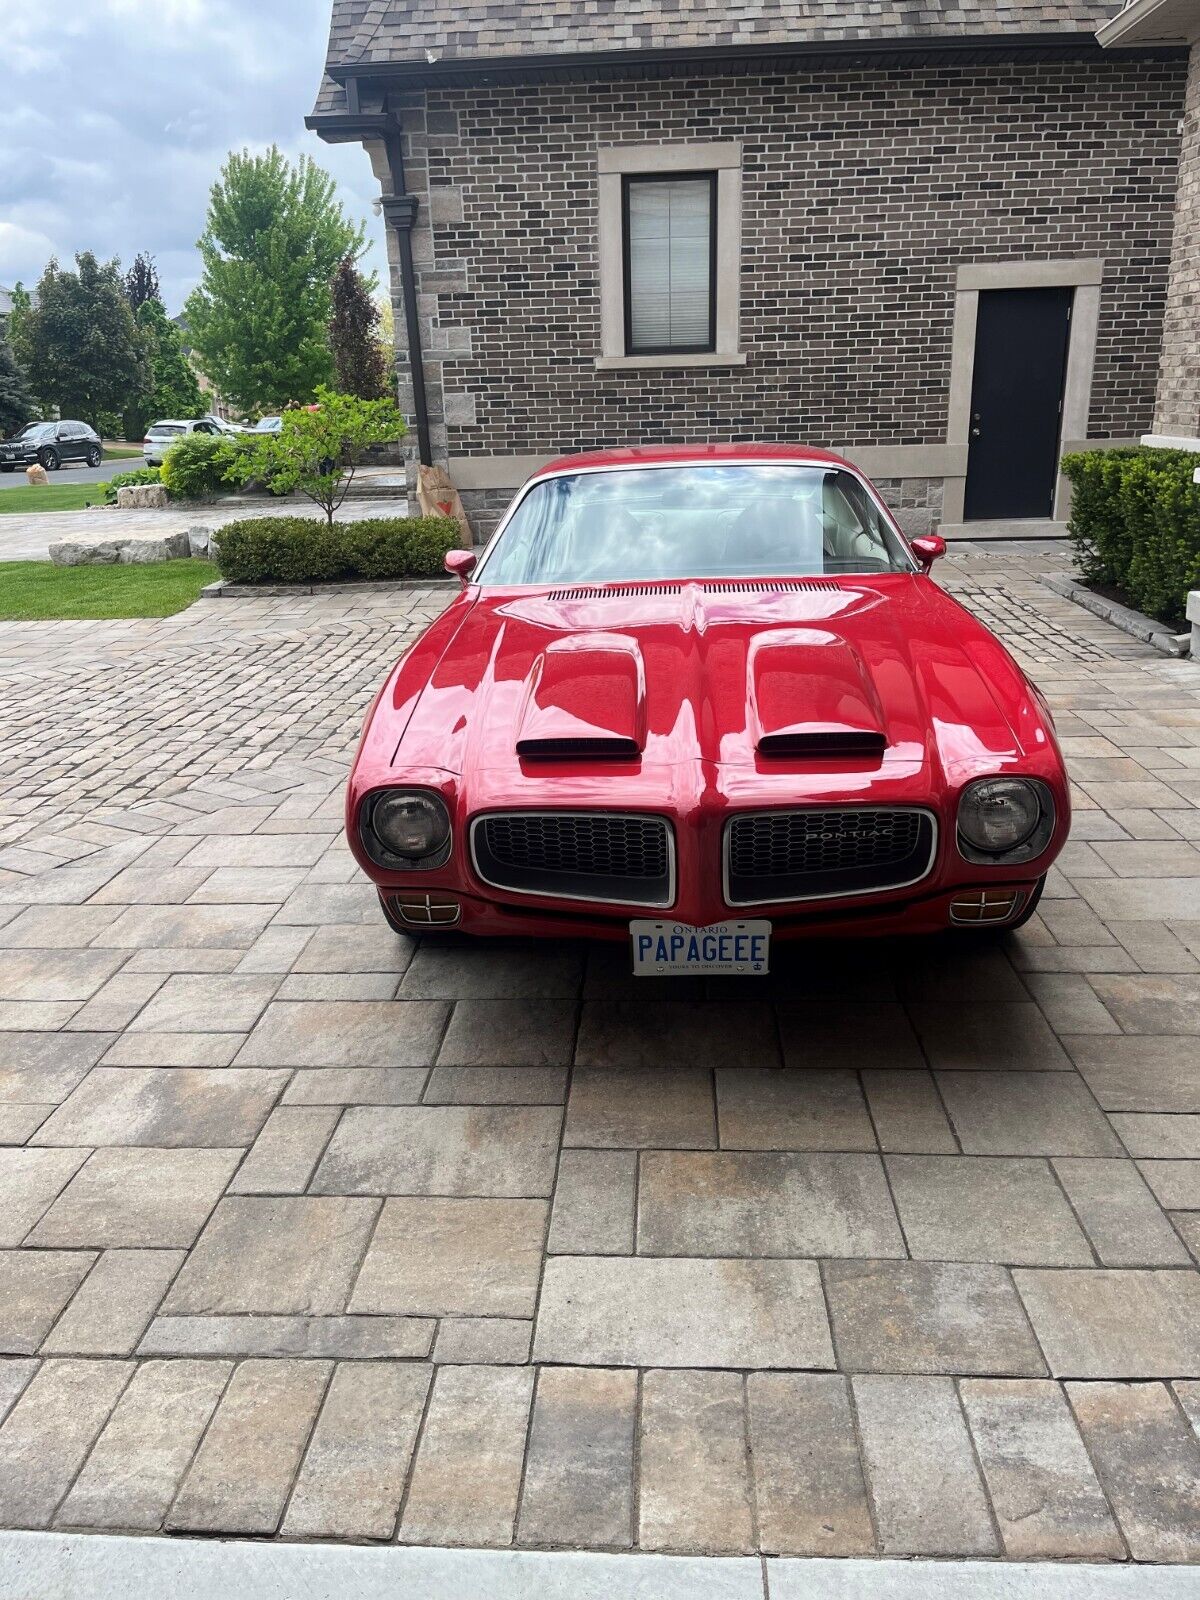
143, 416, 235, 467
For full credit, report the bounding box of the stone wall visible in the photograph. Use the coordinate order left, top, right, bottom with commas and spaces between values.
381, 54, 1184, 507
1152, 41, 1200, 440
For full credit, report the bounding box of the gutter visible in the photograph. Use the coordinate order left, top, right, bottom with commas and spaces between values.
313, 29, 1183, 93
306, 101, 433, 468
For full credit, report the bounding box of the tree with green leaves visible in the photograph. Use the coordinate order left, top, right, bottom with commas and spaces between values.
123, 298, 204, 440
19, 253, 149, 430
225, 386, 403, 524
329, 256, 391, 401
6, 282, 34, 373
124, 252, 162, 313
185, 147, 366, 413
0, 327, 35, 437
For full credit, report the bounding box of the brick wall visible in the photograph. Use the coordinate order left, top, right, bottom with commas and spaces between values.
389, 55, 1184, 515
1153, 41, 1200, 438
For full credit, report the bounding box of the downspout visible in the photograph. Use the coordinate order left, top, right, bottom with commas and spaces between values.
379, 125, 434, 468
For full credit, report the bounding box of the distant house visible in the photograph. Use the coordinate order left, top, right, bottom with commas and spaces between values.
0, 285, 14, 334
309, 0, 1198, 535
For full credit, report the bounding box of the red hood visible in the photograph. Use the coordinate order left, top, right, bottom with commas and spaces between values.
378, 576, 1054, 815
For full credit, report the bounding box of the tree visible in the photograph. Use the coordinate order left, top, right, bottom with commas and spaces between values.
0, 328, 35, 437
329, 256, 391, 401
185, 147, 366, 414
124, 252, 162, 313
123, 299, 204, 440
6, 282, 34, 374
19, 254, 149, 430
226, 386, 403, 524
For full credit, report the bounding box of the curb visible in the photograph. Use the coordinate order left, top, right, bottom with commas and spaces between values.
200, 577, 457, 598
1039, 574, 1191, 659
0, 1534, 1197, 1600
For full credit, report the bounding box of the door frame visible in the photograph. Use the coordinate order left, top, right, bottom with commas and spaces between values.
944, 258, 1104, 523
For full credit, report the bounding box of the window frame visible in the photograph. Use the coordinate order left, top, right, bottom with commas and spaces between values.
620, 170, 718, 359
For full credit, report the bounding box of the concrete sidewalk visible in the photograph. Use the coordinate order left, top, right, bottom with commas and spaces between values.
2, 1535, 1199, 1600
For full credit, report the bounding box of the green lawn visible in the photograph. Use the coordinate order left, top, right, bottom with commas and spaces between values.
104, 444, 144, 459
0, 560, 219, 621
0, 484, 107, 514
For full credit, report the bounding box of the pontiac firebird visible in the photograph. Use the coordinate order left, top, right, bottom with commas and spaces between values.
345, 445, 1069, 976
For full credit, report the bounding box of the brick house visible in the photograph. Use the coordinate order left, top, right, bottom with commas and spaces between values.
309, 1, 1198, 537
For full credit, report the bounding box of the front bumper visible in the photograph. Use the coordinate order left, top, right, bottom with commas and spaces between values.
378, 878, 1043, 940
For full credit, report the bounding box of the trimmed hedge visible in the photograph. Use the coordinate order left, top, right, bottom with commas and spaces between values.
215, 515, 461, 585
1061, 447, 1200, 626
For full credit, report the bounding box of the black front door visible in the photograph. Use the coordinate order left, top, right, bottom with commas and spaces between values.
963, 287, 1072, 521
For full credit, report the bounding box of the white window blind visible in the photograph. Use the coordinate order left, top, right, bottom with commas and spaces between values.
625, 177, 714, 352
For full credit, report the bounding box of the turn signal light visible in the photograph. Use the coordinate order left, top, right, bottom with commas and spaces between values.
949, 890, 1023, 926
389, 894, 461, 927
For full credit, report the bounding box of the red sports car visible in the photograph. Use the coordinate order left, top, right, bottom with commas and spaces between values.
347, 445, 1069, 976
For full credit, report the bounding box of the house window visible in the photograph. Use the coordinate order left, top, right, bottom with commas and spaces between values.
622, 174, 716, 356
597, 142, 744, 370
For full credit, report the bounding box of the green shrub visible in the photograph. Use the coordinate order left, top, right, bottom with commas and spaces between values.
1061, 447, 1200, 626
102, 467, 163, 505
215, 515, 460, 585
160, 432, 238, 500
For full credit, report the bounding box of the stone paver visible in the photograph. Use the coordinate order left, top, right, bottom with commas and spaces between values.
166, 1359, 331, 1535
534, 1256, 834, 1369
1068, 1382, 1200, 1561
959, 1378, 1123, 1559
518, 1366, 637, 1548
640, 1369, 755, 1553
282, 1362, 431, 1540
747, 1373, 873, 1555
852, 1375, 997, 1555
58, 1360, 231, 1530
0, 551, 1197, 1558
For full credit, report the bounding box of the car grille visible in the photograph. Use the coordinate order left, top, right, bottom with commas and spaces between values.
725, 807, 936, 905
471, 812, 673, 908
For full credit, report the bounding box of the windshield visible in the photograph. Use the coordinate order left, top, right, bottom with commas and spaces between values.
16, 423, 52, 439
477, 465, 914, 586
148, 425, 184, 437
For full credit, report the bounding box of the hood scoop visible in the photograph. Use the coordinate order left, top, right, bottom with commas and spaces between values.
750, 628, 888, 761
758, 729, 887, 758
516, 634, 645, 761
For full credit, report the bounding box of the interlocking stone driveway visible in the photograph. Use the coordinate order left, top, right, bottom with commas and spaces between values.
0, 543, 1198, 1561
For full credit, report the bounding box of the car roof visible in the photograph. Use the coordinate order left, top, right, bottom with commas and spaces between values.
529, 443, 854, 481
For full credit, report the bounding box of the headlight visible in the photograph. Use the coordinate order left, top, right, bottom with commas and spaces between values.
361, 789, 451, 869
958, 777, 1053, 862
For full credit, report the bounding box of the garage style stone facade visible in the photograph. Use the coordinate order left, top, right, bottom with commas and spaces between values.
311, 1, 1196, 538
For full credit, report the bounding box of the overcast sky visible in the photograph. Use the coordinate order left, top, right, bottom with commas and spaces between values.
0, 0, 384, 314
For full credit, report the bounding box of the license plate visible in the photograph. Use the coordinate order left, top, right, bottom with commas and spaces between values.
630, 919, 771, 976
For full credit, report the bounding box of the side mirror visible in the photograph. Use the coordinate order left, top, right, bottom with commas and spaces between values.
911, 534, 946, 572
445, 549, 477, 586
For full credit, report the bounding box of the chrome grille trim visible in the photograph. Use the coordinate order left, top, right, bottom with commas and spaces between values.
723, 806, 939, 907
470, 810, 676, 909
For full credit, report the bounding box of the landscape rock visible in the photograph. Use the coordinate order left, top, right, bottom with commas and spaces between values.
117, 485, 170, 510
25, 465, 48, 486
49, 529, 191, 566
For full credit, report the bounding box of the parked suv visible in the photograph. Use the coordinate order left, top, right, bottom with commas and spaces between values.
143, 416, 236, 467
0, 420, 103, 472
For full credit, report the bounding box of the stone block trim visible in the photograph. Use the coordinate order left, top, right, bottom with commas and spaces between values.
396, 58, 1182, 470
1153, 41, 1200, 437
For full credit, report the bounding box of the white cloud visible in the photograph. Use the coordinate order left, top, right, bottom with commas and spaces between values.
0, 0, 383, 312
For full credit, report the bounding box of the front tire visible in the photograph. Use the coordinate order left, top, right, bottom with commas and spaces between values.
0, 465, 13, 473
39, 447, 59, 471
